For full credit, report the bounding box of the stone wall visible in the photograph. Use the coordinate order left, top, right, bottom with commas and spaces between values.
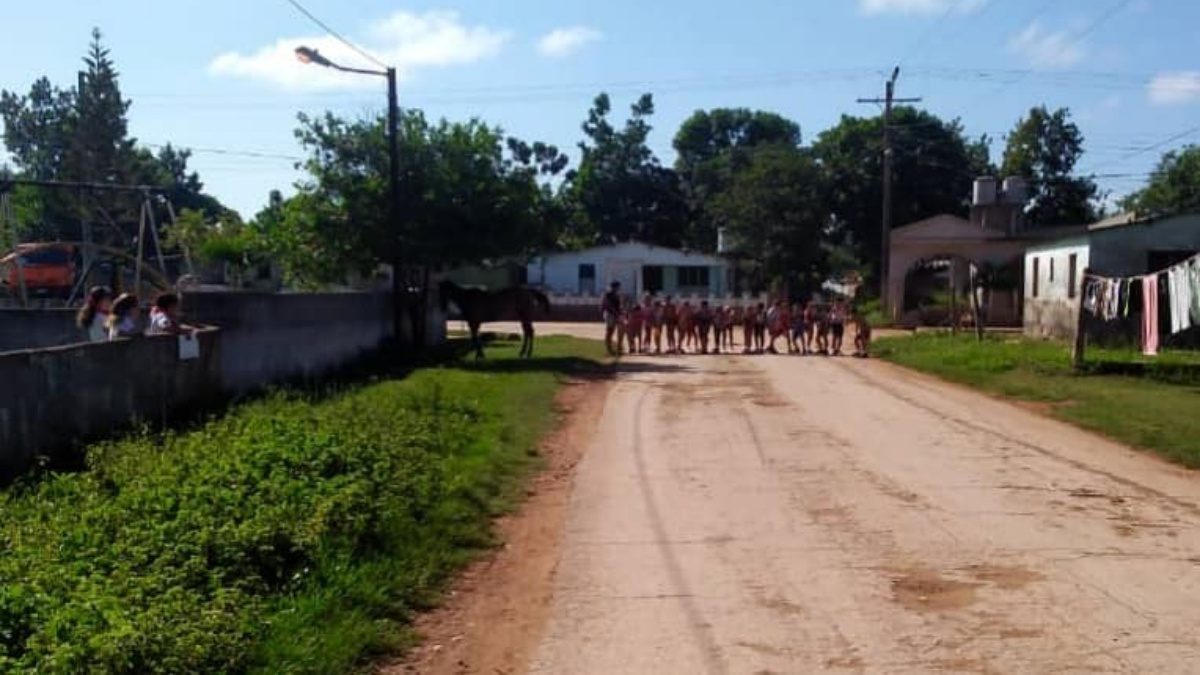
0, 330, 222, 478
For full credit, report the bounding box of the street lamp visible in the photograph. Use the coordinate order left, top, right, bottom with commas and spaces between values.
294, 46, 410, 345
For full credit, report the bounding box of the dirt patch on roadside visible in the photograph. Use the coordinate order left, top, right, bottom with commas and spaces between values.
381, 376, 612, 675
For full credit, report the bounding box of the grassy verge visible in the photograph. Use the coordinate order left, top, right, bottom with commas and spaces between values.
0, 336, 606, 674
874, 333, 1200, 468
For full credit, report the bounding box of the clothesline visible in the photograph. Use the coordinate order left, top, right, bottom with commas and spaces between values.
1078, 250, 1200, 357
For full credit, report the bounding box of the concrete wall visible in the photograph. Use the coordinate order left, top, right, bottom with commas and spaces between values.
0, 330, 222, 478
0, 291, 450, 479
0, 309, 81, 352
1023, 237, 1090, 340
184, 292, 395, 391
1090, 214, 1200, 276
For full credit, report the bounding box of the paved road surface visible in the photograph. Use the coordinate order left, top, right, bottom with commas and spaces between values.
525, 343, 1200, 673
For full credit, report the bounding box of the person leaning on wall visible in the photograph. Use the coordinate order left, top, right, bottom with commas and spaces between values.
146, 292, 199, 337
107, 293, 142, 340
76, 286, 113, 343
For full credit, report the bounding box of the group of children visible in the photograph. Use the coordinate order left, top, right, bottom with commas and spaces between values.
76, 286, 196, 342
600, 282, 871, 359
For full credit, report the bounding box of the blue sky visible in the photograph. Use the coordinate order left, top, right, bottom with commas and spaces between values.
2, 0, 1198, 218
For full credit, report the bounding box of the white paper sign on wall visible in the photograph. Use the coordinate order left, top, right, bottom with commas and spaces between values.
178, 335, 200, 361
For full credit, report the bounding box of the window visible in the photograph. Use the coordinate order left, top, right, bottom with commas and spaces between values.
643, 265, 664, 293
1068, 254, 1078, 299
677, 266, 710, 288
578, 263, 596, 294
1031, 257, 1040, 298
19, 248, 71, 266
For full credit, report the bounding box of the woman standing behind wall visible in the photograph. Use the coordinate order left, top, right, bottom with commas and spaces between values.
76, 286, 113, 343
107, 294, 141, 340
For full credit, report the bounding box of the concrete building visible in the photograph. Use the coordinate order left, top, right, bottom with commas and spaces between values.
527, 242, 732, 297
1024, 212, 1200, 339
887, 177, 1048, 326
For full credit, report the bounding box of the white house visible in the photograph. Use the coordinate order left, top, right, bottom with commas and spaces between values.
527, 242, 732, 297
1024, 212, 1200, 339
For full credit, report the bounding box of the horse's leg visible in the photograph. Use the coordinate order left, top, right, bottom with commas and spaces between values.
470, 321, 485, 359
522, 320, 535, 358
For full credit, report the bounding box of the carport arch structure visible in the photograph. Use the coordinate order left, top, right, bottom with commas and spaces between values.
886, 215, 1028, 325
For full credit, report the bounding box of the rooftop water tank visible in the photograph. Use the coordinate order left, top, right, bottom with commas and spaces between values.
973, 177, 998, 206
1002, 176, 1028, 206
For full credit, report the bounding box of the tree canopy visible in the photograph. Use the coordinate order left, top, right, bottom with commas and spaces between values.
1000, 106, 1099, 226
710, 145, 829, 295
812, 107, 993, 280
562, 94, 689, 248
673, 108, 802, 252
0, 29, 228, 249
259, 110, 567, 288
1120, 145, 1200, 216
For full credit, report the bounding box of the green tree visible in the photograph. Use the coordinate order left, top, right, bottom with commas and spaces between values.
0, 29, 228, 250
1120, 145, 1200, 216
267, 109, 567, 288
710, 146, 830, 295
563, 93, 689, 247
812, 107, 992, 284
673, 108, 801, 251
1000, 106, 1099, 226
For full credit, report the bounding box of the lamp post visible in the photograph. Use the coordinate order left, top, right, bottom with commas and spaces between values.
295, 46, 408, 345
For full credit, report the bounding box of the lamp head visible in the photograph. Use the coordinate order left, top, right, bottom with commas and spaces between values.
295, 46, 333, 68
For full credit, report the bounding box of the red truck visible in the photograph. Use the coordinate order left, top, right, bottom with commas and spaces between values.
2, 243, 78, 298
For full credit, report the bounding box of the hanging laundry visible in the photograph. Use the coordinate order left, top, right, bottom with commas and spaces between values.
1105, 278, 1122, 321
1171, 265, 1180, 333
1122, 278, 1133, 318
1083, 277, 1101, 316
1189, 259, 1200, 326
1175, 265, 1194, 333
1166, 266, 1189, 334
1142, 274, 1159, 356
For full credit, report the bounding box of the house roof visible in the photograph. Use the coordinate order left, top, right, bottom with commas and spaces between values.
1089, 211, 1143, 231
892, 214, 1008, 243
535, 240, 728, 266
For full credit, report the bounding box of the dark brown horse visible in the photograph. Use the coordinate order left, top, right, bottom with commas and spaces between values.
439, 280, 551, 359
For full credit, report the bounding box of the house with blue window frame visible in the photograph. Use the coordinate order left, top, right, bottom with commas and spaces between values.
526, 242, 732, 297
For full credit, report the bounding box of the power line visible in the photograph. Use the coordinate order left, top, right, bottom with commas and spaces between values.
142, 142, 303, 162
282, 0, 388, 70
1086, 123, 1200, 173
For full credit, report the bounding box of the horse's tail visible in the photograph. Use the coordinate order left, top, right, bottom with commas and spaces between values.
530, 289, 551, 315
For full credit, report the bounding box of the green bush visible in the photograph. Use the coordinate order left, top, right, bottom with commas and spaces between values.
0, 336, 602, 673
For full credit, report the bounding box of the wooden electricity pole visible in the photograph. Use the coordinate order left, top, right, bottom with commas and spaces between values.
859, 67, 921, 319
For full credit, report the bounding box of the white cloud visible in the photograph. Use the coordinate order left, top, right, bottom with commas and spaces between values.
858, 0, 986, 16
1148, 71, 1200, 105
537, 26, 603, 58
209, 10, 510, 91
1007, 22, 1085, 69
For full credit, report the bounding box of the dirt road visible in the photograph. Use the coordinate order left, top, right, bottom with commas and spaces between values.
526, 347, 1200, 673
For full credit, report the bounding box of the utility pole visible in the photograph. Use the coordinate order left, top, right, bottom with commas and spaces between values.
858, 67, 921, 319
